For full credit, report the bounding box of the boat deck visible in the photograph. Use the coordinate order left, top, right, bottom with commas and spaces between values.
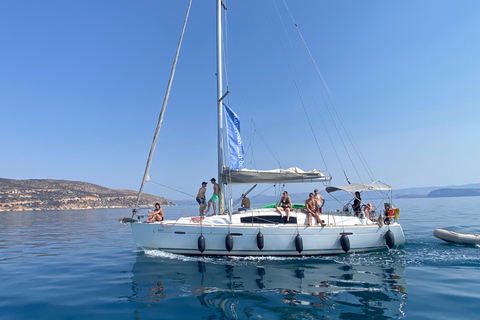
145, 208, 388, 228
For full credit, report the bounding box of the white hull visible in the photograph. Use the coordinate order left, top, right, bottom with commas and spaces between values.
129, 209, 405, 256
434, 228, 480, 245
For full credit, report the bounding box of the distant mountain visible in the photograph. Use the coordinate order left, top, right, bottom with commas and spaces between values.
394, 183, 480, 198
0, 178, 174, 212
237, 183, 480, 203
427, 188, 480, 198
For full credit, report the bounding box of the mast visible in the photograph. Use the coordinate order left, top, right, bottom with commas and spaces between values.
216, 0, 225, 211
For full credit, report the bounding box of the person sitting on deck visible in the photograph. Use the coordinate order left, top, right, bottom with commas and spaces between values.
276, 191, 292, 222
146, 203, 164, 223
306, 193, 326, 227
363, 203, 373, 220
238, 193, 251, 212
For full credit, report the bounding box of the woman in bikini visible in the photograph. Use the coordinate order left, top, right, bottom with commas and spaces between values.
276, 191, 292, 222
146, 203, 164, 223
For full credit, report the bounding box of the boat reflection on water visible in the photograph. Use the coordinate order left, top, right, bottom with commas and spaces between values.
129, 250, 407, 319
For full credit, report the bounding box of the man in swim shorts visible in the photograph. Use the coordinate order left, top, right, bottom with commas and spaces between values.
196, 182, 207, 216
238, 193, 251, 212
313, 189, 325, 214
205, 178, 219, 216
306, 193, 325, 227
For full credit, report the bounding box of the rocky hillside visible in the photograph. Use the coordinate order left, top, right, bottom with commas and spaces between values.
0, 178, 174, 212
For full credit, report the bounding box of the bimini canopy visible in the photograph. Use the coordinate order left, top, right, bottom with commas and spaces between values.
223, 167, 331, 185
326, 182, 392, 194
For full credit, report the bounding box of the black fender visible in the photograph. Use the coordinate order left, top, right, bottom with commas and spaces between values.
295, 234, 303, 253
257, 231, 264, 250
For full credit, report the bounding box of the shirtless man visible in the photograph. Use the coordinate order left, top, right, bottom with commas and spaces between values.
196, 182, 208, 216
313, 189, 325, 214
305, 193, 325, 227
238, 193, 251, 212
146, 203, 164, 223
205, 178, 219, 216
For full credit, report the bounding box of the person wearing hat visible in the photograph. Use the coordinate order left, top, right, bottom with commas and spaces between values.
238, 193, 251, 212
196, 182, 208, 216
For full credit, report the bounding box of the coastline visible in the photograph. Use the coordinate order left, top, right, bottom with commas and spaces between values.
0, 204, 177, 213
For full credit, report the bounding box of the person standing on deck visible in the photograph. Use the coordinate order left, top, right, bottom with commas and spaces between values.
196, 182, 208, 216
353, 191, 362, 216
205, 178, 219, 216
313, 189, 325, 214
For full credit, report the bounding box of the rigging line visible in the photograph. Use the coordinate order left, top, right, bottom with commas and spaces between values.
280, 0, 345, 172
244, 120, 255, 167
245, 124, 257, 168
344, 129, 376, 181
272, 0, 332, 174
230, 45, 282, 168
281, 0, 375, 184
227, 27, 262, 166
280, 12, 345, 175
252, 121, 283, 167
289, 21, 355, 178
297, 34, 346, 177
267, 7, 328, 171
274, 183, 286, 207
148, 180, 196, 198
225, 1, 283, 170
305, 37, 375, 183
272, 0, 345, 178
223, 2, 230, 98
227, 15, 256, 147
293, 22, 364, 184
134, 0, 193, 213
323, 81, 376, 182
232, 184, 257, 207
248, 184, 275, 201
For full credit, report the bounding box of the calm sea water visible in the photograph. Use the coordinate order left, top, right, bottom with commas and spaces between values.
1, 197, 480, 319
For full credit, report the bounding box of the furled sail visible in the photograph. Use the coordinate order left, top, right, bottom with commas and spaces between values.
225, 105, 245, 170
326, 182, 392, 194
223, 167, 331, 184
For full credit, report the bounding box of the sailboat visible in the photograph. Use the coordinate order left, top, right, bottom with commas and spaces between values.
120, 0, 405, 256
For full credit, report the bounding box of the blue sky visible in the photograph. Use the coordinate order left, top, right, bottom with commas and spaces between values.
1, 0, 480, 201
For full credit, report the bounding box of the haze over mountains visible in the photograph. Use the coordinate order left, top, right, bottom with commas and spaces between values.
1, 178, 479, 212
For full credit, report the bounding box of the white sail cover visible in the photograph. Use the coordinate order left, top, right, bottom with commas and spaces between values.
223, 167, 331, 184
326, 182, 392, 194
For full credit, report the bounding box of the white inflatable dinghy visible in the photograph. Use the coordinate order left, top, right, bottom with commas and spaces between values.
434, 228, 480, 245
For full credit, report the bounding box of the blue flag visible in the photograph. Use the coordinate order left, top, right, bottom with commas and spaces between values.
225, 105, 245, 169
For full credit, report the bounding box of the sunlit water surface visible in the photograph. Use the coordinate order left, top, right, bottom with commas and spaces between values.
1, 197, 480, 319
